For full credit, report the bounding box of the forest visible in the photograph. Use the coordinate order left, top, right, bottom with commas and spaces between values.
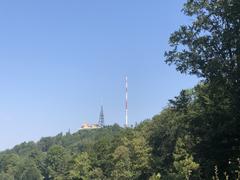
0, 0, 240, 179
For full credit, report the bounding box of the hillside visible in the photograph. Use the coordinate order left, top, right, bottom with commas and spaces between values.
0, 84, 239, 179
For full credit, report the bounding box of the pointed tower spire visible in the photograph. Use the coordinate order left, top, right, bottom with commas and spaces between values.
125, 76, 128, 127
99, 105, 104, 127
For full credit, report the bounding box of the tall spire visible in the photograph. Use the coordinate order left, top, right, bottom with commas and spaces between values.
99, 105, 104, 127
125, 76, 128, 127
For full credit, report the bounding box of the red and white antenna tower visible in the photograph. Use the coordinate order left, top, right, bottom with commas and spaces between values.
125, 76, 128, 127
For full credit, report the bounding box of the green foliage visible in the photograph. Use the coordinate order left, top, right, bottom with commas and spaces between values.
131, 134, 152, 177
111, 145, 133, 180
0, 153, 20, 178
69, 152, 91, 180
20, 165, 43, 180
0, 172, 14, 180
164, 0, 240, 178
89, 168, 105, 180
165, 0, 240, 81
169, 89, 194, 113
149, 173, 161, 180
148, 108, 187, 175
46, 145, 71, 179
173, 137, 199, 180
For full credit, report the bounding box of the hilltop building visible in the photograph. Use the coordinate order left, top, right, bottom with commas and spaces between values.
80, 105, 105, 130
81, 123, 100, 129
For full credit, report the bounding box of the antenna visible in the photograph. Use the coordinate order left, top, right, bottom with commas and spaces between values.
125, 76, 128, 127
99, 105, 104, 127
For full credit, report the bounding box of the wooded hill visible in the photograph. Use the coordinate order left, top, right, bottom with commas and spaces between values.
0, 84, 239, 179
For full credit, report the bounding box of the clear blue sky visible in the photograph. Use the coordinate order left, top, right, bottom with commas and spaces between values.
0, 0, 199, 151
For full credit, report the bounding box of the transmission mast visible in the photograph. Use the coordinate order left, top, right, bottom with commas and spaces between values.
99, 105, 104, 127
125, 76, 128, 127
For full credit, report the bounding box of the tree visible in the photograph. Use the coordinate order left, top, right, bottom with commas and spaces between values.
165, 0, 240, 81
46, 145, 70, 179
165, 0, 240, 177
149, 173, 161, 180
91, 136, 115, 178
165, 0, 240, 120
130, 133, 152, 179
20, 166, 43, 180
28, 149, 47, 179
169, 89, 194, 113
111, 146, 133, 180
0, 172, 14, 180
173, 137, 199, 180
69, 152, 92, 180
0, 153, 20, 177
148, 109, 186, 176
89, 168, 105, 180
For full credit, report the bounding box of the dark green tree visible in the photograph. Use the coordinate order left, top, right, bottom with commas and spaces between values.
129, 133, 152, 179
69, 152, 91, 180
89, 168, 105, 180
111, 145, 133, 180
165, 0, 240, 177
46, 145, 71, 179
0, 153, 20, 177
20, 165, 43, 180
173, 136, 199, 180
0, 172, 14, 180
